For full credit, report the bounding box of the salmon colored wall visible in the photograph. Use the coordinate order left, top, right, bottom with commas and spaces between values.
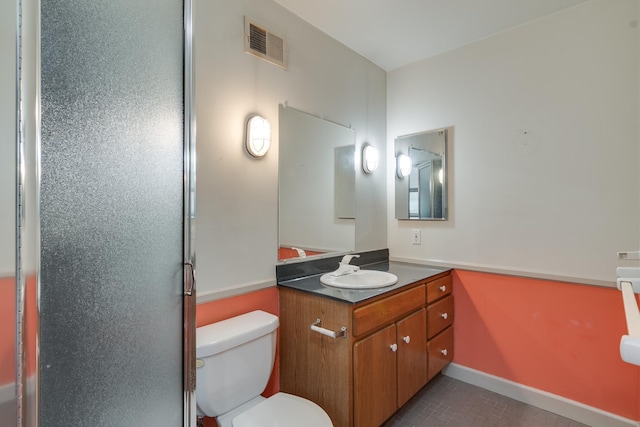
278, 247, 323, 260
452, 270, 640, 421
196, 287, 280, 427
0, 275, 36, 388
0, 276, 15, 386
25, 275, 37, 380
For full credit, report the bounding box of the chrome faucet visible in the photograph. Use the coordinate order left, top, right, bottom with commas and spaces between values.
291, 247, 307, 258
331, 254, 360, 276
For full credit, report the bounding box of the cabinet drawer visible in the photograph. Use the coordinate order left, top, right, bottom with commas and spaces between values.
353, 286, 425, 337
427, 295, 453, 339
427, 326, 453, 380
426, 275, 452, 304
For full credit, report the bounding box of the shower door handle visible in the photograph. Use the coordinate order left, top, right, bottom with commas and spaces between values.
184, 260, 197, 401
184, 261, 195, 296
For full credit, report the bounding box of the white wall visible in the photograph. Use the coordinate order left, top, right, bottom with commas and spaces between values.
387, 0, 640, 284
194, 0, 387, 298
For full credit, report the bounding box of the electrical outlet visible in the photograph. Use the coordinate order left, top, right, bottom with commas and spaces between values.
411, 229, 421, 245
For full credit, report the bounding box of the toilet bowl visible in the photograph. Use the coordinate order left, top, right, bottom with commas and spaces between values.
195, 310, 333, 427
217, 393, 332, 427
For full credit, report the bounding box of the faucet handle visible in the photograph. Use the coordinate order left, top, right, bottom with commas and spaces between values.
340, 254, 360, 265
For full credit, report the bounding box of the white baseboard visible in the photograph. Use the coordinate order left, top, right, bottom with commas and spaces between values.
443, 363, 639, 427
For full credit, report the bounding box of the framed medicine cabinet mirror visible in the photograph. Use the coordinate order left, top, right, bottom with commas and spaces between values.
395, 128, 448, 220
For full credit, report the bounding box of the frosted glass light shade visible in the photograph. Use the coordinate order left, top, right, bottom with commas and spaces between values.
246, 115, 271, 157
397, 154, 412, 179
362, 144, 379, 174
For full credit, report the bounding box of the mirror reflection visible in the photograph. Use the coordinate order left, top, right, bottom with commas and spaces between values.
278, 105, 356, 260
395, 128, 448, 220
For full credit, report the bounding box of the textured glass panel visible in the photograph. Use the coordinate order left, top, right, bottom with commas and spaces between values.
40, 0, 184, 426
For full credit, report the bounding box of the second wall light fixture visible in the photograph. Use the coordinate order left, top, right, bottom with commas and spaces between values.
362, 143, 379, 174
246, 115, 271, 158
396, 153, 412, 178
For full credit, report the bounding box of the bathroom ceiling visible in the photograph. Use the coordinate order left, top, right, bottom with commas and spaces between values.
273, 0, 590, 71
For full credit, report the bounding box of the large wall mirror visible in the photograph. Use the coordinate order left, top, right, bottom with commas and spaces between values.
279, 105, 356, 261
395, 128, 448, 220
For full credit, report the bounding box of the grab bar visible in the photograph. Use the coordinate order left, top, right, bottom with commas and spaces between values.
615, 263, 640, 366
311, 319, 348, 339
617, 279, 640, 336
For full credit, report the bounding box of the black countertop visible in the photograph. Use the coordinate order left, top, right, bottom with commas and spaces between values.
277, 249, 450, 304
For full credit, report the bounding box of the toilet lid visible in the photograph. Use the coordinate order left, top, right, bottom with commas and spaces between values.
232, 392, 333, 427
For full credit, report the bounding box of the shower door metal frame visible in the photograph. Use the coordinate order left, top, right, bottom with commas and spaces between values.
183, 0, 197, 425
15, 0, 37, 424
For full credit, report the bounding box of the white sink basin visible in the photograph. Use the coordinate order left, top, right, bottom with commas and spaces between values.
320, 270, 398, 289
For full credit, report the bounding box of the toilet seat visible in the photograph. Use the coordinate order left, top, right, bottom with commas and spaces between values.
232, 392, 333, 427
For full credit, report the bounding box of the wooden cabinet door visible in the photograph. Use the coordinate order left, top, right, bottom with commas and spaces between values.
354, 324, 397, 427
396, 308, 428, 407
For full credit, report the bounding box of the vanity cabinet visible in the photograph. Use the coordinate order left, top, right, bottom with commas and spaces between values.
279, 272, 452, 427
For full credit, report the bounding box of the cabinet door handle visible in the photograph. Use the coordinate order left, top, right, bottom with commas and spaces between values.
439, 285, 447, 292
390, 343, 398, 352
441, 312, 448, 320
441, 349, 448, 356
402, 335, 410, 344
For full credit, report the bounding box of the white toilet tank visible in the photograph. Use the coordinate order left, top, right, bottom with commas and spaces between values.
195, 310, 279, 418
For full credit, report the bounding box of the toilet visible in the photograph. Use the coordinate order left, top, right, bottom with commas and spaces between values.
195, 310, 333, 427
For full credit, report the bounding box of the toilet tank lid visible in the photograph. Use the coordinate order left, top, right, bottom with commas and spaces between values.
196, 310, 279, 357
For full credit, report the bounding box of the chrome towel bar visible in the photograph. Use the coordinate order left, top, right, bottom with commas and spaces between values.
311, 319, 348, 339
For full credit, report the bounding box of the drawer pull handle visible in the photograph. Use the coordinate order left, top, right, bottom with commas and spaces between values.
441, 349, 448, 356
441, 313, 448, 320
311, 319, 347, 339
390, 343, 398, 352
402, 335, 411, 344
439, 285, 447, 292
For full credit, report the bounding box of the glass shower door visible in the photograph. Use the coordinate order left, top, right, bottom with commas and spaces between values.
32, 0, 193, 425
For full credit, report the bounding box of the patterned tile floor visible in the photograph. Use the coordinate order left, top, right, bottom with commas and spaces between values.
383, 375, 591, 427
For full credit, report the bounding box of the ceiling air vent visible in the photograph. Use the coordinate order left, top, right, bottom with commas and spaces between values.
244, 17, 287, 69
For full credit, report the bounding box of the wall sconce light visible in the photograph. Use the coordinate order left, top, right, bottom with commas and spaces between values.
396, 154, 412, 179
246, 115, 271, 158
361, 144, 379, 174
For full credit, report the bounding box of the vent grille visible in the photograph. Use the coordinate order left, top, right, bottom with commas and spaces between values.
267, 32, 284, 63
245, 17, 286, 69
249, 24, 267, 54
